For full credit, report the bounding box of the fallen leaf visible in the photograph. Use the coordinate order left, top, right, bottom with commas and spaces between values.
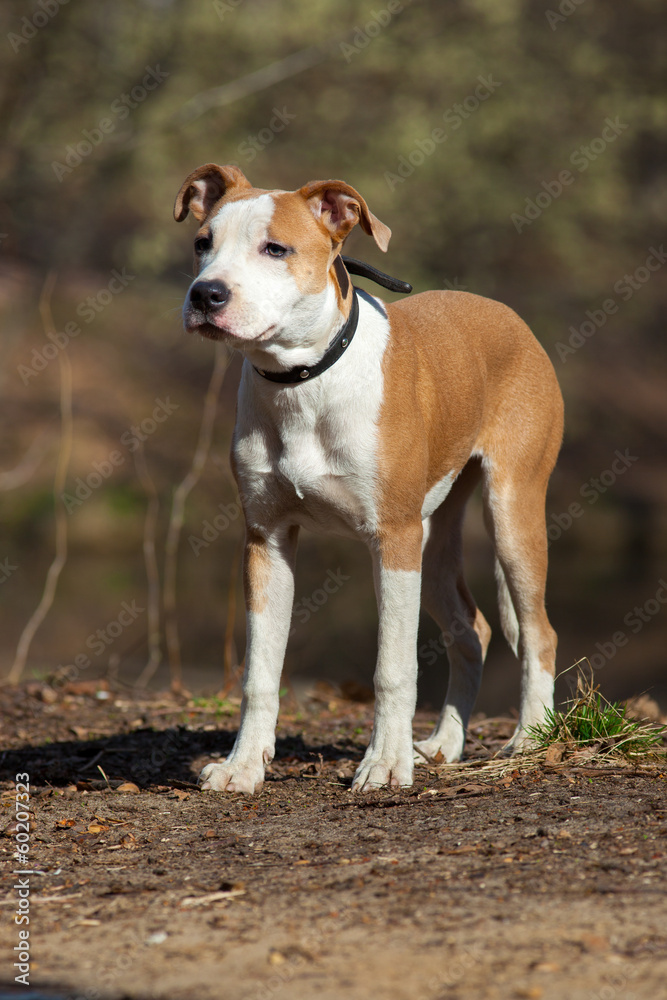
63, 680, 110, 697
579, 933, 609, 953
116, 782, 140, 794
442, 782, 489, 797
544, 743, 566, 765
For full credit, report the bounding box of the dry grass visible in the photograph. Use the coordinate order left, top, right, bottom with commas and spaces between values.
416, 669, 666, 786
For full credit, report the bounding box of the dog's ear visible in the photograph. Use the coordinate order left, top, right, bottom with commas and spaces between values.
299, 180, 391, 252
174, 164, 252, 223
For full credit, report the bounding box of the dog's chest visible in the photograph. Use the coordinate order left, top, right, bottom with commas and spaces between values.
232, 295, 392, 537
234, 390, 381, 536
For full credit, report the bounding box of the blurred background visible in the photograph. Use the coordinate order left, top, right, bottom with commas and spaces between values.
1, 0, 665, 713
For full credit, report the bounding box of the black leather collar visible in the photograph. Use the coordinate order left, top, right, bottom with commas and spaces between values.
253, 290, 359, 385
252, 256, 412, 386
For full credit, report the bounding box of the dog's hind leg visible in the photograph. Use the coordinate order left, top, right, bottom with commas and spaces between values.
481, 443, 560, 752
414, 459, 491, 763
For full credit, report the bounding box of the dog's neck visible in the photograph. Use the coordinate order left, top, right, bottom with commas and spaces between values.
234, 267, 355, 376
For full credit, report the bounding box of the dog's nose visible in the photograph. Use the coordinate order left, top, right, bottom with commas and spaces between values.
189, 280, 230, 311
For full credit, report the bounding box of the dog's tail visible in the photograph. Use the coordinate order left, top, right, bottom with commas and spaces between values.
495, 558, 519, 656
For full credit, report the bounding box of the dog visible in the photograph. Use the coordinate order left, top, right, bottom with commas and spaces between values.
174, 163, 563, 793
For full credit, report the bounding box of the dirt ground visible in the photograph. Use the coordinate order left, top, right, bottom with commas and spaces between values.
1, 681, 666, 1000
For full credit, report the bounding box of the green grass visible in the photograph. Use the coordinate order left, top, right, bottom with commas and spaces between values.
190, 696, 236, 718
527, 671, 666, 761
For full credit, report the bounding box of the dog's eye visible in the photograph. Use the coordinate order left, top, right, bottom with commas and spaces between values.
264, 242, 287, 258
194, 235, 212, 254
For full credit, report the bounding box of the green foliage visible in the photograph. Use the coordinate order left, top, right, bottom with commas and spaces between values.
528, 673, 666, 759
190, 696, 235, 718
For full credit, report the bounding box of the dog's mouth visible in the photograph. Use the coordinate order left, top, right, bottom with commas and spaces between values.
186, 318, 276, 344
187, 319, 227, 341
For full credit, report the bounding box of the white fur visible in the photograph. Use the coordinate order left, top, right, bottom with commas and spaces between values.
233, 291, 390, 541
190, 195, 348, 367
353, 565, 421, 790
421, 470, 456, 519
200, 527, 297, 794
204, 289, 404, 793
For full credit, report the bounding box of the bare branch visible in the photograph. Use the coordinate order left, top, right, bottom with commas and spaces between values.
134, 442, 162, 689
164, 343, 230, 691
0, 432, 51, 492
173, 38, 343, 127
8, 274, 72, 684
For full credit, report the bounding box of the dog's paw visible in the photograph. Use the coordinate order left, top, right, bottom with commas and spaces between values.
199, 759, 264, 795
501, 726, 539, 756
413, 734, 464, 765
351, 753, 413, 793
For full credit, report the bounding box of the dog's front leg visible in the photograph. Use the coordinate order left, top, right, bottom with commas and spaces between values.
200, 524, 298, 794
352, 526, 422, 792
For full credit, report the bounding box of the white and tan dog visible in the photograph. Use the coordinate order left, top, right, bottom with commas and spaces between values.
174, 163, 563, 794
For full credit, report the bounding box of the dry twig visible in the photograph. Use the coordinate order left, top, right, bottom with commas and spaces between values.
164, 343, 229, 691
134, 442, 162, 688
8, 274, 72, 684
0, 431, 51, 492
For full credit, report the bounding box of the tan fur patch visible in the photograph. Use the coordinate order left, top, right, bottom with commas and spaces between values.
268, 192, 334, 295
243, 528, 272, 614
375, 291, 563, 572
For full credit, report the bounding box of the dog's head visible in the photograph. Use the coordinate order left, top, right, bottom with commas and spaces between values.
174, 164, 390, 359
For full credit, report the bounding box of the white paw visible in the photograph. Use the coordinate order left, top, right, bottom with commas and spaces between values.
503, 725, 539, 755
352, 753, 413, 793
413, 734, 464, 765
199, 758, 265, 795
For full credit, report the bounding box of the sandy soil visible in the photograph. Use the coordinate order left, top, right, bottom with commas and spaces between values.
1, 682, 666, 1000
